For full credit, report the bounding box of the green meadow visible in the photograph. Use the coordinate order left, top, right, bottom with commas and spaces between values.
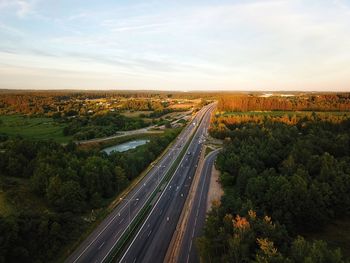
0, 115, 71, 143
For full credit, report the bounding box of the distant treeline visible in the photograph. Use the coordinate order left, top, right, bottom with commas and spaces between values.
210, 112, 350, 139
0, 90, 214, 115
2, 91, 348, 115
0, 89, 221, 100
0, 94, 165, 115
0, 92, 197, 116
218, 94, 350, 112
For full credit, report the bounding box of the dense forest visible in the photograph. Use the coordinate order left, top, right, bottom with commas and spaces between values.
210, 112, 350, 139
0, 128, 180, 263
198, 101, 350, 262
218, 94, 350, 112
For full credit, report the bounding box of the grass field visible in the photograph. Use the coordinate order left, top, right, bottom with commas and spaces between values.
120, 110, 153, 118
169, 99, 200, 110
0, 115, 72, 143
120, 110, 153, 123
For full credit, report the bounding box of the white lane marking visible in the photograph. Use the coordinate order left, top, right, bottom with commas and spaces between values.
99, 123, 202, 263
71, 121, 198, 263
119, 217, 125, 225
114, 229, 122, 239
192, 224, 196, 238
72, 162, 168, 262
98, 242, 105, 250
102, 105, 214, 263
103, 140, 200, 261
186, 149, 220, 262
186, 240, 193, 263
117, 107, 211, 262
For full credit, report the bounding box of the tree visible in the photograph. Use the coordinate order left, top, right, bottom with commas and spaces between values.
57, 181, 85, 212
115, 166, 128, 193
47, 176, 62, 207
31, 163, 56, 195
290, 237, 344, 263
82, 156, 114, 198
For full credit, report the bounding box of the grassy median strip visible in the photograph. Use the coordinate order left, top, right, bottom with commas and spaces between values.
105, 109, 208, 263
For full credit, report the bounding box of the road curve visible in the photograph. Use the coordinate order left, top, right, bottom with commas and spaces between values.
177, 149, 220, 263
117, 104, 216, 263
64, 104, 212, 263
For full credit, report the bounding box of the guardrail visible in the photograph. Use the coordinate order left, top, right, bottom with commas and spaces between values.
104, 105, 211, 263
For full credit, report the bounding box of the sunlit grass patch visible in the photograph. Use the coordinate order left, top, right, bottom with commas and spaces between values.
0, 115, 71, 143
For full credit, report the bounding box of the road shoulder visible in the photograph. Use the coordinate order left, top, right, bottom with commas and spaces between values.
206, 161, 223, 212
165, 146, 220, 263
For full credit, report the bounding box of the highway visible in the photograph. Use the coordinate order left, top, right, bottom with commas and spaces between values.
117, 103, 216, 263
177, 149, 220, 263
65, 104, 213, 263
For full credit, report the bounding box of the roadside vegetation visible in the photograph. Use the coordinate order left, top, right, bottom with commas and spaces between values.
198, 94, 350, 262
0, 126, 181, 263
0, 91, 206, 263
1, 90, 349, 262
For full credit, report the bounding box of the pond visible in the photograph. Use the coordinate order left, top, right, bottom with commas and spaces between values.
102, 139, 150, 154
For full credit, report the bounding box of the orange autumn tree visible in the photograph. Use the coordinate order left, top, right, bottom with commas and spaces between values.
222, 210, 286, 263
198, 208, 345, 263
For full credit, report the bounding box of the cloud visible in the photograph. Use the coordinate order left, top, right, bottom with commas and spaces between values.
16, 0, 31, 17
0, 22, 24, 36
0, 0, 36, 17
0, 0, 350, 91
110, 23, 170, 33
333, 0, 350, 13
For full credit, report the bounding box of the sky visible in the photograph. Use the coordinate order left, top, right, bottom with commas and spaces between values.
0, 0, 349, 91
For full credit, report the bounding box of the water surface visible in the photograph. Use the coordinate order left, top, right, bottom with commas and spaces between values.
102, 139, 150, 154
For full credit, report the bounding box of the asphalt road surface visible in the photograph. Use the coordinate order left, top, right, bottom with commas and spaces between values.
178, 149, 220, 263
117, 103, 216, 263
65, 104, 213, 263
